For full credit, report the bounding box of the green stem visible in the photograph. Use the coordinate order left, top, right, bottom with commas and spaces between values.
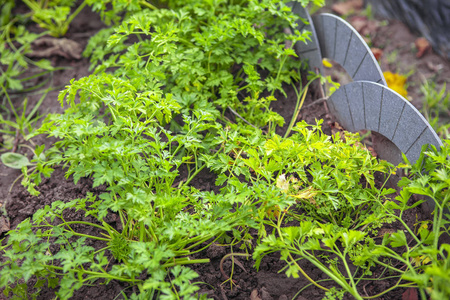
288, 252, 330, 292
362, 281, 416, 299
1, 84, 19, 120
139, 0, 158, 10
163, 258, 210, 268
434, 197, 449, 261
65, 1, 88, 31
301, 249, 364, 299
49, 265, 141, 282
59, 221, 109, 233
24, 86, 51, 126
92, 246, 111, 255
139, 221, 145, 242
392, 215, 422, 245
186, 234, 222, 253
183, 164, 206, 186
284, 73, 321, 138
271, 55, 288, 97
340, 251, 360, 297
284, 85, 308, 138
145, 222, 159, 243
36, 221, 111, 242
18, 68, 65, 82
67, 231, 110, 242
373, 255, 410, 274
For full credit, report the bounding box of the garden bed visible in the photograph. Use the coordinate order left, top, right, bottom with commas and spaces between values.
1, 1, 449, 300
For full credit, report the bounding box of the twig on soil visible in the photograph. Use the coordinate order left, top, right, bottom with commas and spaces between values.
219, 252, 250, 284
363, 281, 371, 297
171, 178, 186, 188
302, 97, 328, 109
315, 68, 330, 114
220, 285, 229, 300
227, 107, 258, 129
11, 129, 20, 153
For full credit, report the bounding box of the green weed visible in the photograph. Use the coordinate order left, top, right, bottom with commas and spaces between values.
420, 80, 450, 139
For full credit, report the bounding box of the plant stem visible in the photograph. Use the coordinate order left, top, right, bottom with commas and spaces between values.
139, 0, 158, 10
183, 164, 206, 186
60, 221, 109, 233
163, 257, 210, 268
362, 283, 417, 299
287, 252, 329, 292
219, 253, 250, 282
284, 85, 308, 138
65, 1, 88, 33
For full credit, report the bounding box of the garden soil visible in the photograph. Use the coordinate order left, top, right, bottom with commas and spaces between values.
1, 1, 449, 300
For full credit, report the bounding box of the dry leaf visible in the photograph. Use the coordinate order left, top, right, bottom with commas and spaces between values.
350, 16, 381, 36
376, 228, 396, 237
402, 288, 418, 300
331, 122, 345, 136
30, 37, 83, 60
0, 215, 10, 234
291, 186, 318, 200
426, 61, 443, 72
332, 0, 363, 15
276, 174, 290, 193
350, 16, 368, 32
371, 48, 383, 60
250, 289, 262, 300
260, 287, 272, 300
367, 146, 377, 157
415, 37, 431, 58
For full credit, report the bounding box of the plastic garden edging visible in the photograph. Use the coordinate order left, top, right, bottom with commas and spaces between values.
289, 3, 443, 165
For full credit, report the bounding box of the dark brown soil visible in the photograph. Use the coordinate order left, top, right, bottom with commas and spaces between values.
1, 1, 448, 300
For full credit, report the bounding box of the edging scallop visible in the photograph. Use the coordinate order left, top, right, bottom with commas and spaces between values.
289, 5, 443, 164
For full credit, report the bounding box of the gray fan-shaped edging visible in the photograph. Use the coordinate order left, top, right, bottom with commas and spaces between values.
312, 13, 387, 86
288, 4, 386, 86
288, 2, 324, 75
327, 81, 443, 164
287, 6, 442, 165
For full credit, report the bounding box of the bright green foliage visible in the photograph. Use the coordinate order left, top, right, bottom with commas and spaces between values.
254, 222, 372, 300
21, 0, 150, 37
204, 120, 395, 228
0, 3, 56, 150
1, 1, 327, 297
394, 143, 450, 300
5, 0, 449, 299
84, 0, 311, 123
0, 21, 53, 92
21, 0, 81, 37
0, 0, 15, 27
85, 0, 157, 25
264, 121, 394, 228
254, 142, 450, 300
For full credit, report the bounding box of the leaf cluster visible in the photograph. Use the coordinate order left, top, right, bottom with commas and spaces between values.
254, 142, 450, 300
1, 0, 324, 298
6, 1, 445, 299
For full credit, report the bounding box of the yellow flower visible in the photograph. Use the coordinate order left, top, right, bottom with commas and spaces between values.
383, 71, 408, 98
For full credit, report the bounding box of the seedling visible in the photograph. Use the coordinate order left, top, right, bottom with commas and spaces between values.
21, 0, 87, 37
420, 80, 450, 139
0, 84, 50, 148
